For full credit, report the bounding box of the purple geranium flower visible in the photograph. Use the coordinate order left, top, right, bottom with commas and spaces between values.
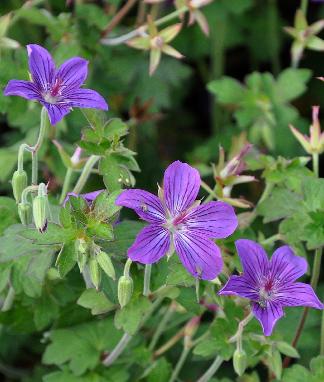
219, 239, 324, 336
115, 161, 238, 280
63, 189, 104, 206
4, 44, 108, 125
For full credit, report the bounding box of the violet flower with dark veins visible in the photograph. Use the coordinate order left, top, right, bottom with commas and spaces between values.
116, 161, 238, 280
219, 239, 324, 336
4, 44, 108, 125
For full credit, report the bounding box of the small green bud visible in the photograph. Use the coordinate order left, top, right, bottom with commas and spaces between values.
97, 251, 115, 280
18, 202, 32, 225
32, 195, 47, 233
118, 275, 133, 308
12, 170, 27, 203
233, 348, 247, 376
89, 257, 101, 290
75, 238, 88, 255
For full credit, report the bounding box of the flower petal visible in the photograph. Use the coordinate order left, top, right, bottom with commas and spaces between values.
235, 239, 269, 286
163, 161, 200, 216
42, 102, 71, 125
218, 275, 259, 300
269, 245, 307, 284
276, 282, 324, 309
252, 301, 284, 336
128, 224, 170, 264
65, 88, 108, 110
174, 230, 223, 280
4, 80, 41, 100
183, 201, 238, 239
27, 44, 55, 91
56, 57, 88, 90
82, 189, 105, 203
116, 189, 166, 223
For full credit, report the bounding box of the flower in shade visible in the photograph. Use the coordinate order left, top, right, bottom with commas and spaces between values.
115, 161, 238, 280
63, 189, 104, 206
219, 239, 323, 336
4, 44, 108, 125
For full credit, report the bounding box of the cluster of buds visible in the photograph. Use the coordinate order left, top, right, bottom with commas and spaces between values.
211, 139, 255, 208
285, 9, 324, 67
290, 106, 324, 155
127, 16, 183, 75
176, 0, 213, 36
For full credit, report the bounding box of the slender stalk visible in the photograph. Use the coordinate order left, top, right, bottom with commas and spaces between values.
301, 0, 308, 15
260, 233, 282, 247
154, 328, 185, 357
143, 264, 152, 296
229, 312, 254, 343
101, 6, 188, 46
72, 155, 100, 194
1, 287, 15, 312
321, 308, 324, 355
313, 153, 319, 177
102, 333, 133, 366
149, 303, 174, 351
197, 356, 224, 382
169, 346, 190, 382
59, 168, 73, 204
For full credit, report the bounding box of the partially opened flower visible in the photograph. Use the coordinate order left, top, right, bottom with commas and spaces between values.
63, 189, 104, 206
219, 239, 323, 336
4, 44, 108, 125
116, 161, 238, 280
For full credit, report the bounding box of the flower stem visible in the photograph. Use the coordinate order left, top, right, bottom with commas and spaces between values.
32, 107, 49, 185
169, 346, 191, 382
59, 167, 73, 204
229, 311, 254, 343
313, 153, 319, 177
196, 356, 224, 382
149, 303, 174, 351
101, 6, 188, 46
72, 155, 100, 194
301, 0, 308, 15
154, 328, 185, 357
143, 264, 152, 296
321, 308, 324, 355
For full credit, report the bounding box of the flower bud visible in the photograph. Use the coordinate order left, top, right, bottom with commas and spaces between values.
12, 169, 27, 203
233, 348, 247, 376
97, 251, 115, 280
32, 195, 47, 233
118, 275, 133, 308
18, 202, 32, 225
89, 257, 101, 290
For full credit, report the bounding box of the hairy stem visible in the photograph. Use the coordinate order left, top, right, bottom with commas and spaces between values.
169, 346, 190, 382
72, 155, 100, 194
143, 264, 152, 296
301, 0, 308, 15
229, 311, 254, 343
32, 107, 49, 185
59, 168, 74, 204
197, 356, 224, 382
149, 303, 174, 351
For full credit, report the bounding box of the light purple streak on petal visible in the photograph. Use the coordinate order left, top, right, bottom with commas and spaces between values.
183, 201, 238, 239
128, 224, 170, 264
235, 239, 269, 287
56, 57, 88, 90
116, 189, 166, 223
174, 230, 223, 280
163, 161, 200, 216
82, 189, 105, 203
4, 80, 41, 100
276, 282, 324, 309
42, 102, 71, 125
218, 275, 259, 300
269, 246, 307, 284
252, 301, 284, 336
27, 44, 55, 91
63, 192, 78, 206
65, 88, 108, 110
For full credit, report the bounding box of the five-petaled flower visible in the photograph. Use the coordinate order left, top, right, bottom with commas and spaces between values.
4, 44, 108, 125
116, 161, 238, 280
219, 239, 324, 336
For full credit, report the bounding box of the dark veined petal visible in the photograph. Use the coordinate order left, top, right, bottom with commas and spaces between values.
182, 201, 238, 239
269, 245, 307, 284
218, 275, 259, 300
163, 161, 200, 217
174, 230, 223, 280
252, 301, 284, 336
276, 282, 324, 309
42, 102, 71, 125
235, 239, 269, 287
116, 189, 166, 223
56, 57, 88, 90
27, 44, 55, 91
65, 88, 108, 110
127, 224, 170, 264
4, 80, 41, 100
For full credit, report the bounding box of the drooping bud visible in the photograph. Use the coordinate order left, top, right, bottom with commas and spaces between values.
233, 348, 247, 376
97, 251, 116, 280
76, 238, 88, 273
89, 257, 101, 290
12, 169, 27, 203
32, 183, 48, 233
118, 275, 133, 308
18, 202, 32, 225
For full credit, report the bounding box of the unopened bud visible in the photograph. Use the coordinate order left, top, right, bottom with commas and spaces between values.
33, 194, 47, 233
233, 348, 247, 376
118, 275, 133, 308
89, 257, 101, 290
97, 251, 115, 280
12, 170, 27, 203
75, 238, 88, 255
18, 202, 32, 225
